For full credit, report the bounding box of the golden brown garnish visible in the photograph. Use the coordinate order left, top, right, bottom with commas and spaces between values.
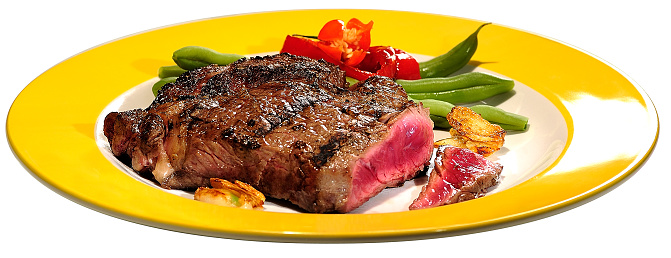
194, 178, 265, 210
434, 106, 506, 157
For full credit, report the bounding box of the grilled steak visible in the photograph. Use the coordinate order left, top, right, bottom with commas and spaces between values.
104, 53, 434, 213
409, 145, 502, 210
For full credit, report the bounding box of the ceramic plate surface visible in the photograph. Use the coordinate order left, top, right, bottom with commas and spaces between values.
7, 9, 658, 241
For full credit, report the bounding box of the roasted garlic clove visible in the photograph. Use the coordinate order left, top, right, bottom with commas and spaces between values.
435, 106, 506, 157
194, 178, 265, 210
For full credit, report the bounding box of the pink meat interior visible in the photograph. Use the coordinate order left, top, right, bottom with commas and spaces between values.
343, 107, 434, 212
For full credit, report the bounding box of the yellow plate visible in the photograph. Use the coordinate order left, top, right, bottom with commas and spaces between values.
6, 9, 658, 242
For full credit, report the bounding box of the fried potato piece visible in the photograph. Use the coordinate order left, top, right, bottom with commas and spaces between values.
435, 106, 506, 157
194, 178, 265, 210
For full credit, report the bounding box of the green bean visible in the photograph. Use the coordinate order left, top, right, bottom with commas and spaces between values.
430, 114, 453, 129
432, 113, 526, 131
172, 46, 245, 70
490, 121, 526, 131
397, 72, 510, 93
152, 77, 177, 96
407, 79, 513, 104
345, 76, 359, 86
409, 97, 454, 117
419, 23, 490, 78
158, 65, 187, 78
411, 97, 528, 131
469, 105, 529, 131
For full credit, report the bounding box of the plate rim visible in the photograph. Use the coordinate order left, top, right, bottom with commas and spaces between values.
6, 9, 659, 241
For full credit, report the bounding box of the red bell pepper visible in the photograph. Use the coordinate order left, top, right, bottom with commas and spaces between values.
280, 18, 421, 81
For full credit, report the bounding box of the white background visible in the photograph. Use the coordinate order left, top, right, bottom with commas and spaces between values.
2, 0, 668, 256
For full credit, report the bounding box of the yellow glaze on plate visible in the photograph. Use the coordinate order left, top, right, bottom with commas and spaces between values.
6, 9, 658, 241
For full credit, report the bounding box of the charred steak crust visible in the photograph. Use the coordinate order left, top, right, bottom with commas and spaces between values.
104, 53, 434, 213
151, 53, 347, 108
